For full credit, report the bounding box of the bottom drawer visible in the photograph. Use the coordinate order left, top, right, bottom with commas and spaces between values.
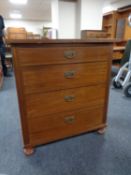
28, 106, 105, 146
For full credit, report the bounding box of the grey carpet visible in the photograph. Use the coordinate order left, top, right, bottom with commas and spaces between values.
0, 77, 131, 175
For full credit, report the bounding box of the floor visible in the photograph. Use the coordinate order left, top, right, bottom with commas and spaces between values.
0, 76, 131, 175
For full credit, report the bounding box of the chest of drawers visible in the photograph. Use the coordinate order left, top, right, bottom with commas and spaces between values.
10, 39, 113, 155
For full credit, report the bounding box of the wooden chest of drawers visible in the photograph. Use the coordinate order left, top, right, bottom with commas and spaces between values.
10, 39, 113, 155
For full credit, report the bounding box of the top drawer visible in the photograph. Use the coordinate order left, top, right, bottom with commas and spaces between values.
16, 46, 112, 66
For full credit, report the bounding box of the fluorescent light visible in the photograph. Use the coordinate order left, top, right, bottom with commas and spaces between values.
10, 13, 22, 19
9, 0, 27, 5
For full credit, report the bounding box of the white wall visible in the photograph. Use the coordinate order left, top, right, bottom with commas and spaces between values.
51, 0, 59, 29
58, 1, 76, 39
103, 0, 131, 13
5, 19, 52, 36
81, 0, 104, 30
51, 0, 59, 38
76, 0, 81, 38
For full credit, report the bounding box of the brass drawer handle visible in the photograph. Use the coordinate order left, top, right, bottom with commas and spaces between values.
64, 116, 75, 124
64, 50, 76, 59
64, 70, 75, 78
64, 95, 75, 102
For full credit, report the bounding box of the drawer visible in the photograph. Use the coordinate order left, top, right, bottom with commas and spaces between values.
22, 62, 109, 94
28, 106, 104, 133
29, 106, 105, 145
26, 85, 106, 118
16, 46, 112, 66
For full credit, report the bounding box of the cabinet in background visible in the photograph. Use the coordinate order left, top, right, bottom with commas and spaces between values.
103, 6, 131, 40
81, 30, 108, 39
102, 11, 117, 38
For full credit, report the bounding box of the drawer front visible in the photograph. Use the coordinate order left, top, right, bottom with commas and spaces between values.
22, 62, 108, 94
26, 85, 106, 118
16, 46, 112, 66
28, 106, 104, 134
29, 106, 105, 145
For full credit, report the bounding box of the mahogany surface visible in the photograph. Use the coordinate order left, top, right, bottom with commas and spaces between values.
10, 39, 113, 155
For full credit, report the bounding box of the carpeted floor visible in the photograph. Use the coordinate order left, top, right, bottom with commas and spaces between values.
0, 76, 131, 175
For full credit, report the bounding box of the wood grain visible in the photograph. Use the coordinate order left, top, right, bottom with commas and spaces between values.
26, 85, 106, 118
22, 62, 108, 94
16, 46, 111, 66
28, 105, 104, 134
10, 39, 113, 154
29, 106, 105, 146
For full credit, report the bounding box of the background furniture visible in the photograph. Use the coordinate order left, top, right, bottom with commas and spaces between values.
102, 11, 117, 38
102, 5, 131, 41
112, 40, 131, 77
27, 32, 41, 39
81, 30, 108, 39
117, 5, 131, 40
6, 27, 41, 40
102, 6, 131, 65
10, 39, 113, 155
6, 27, 27, 40
26, 32, 34, 39
113, 46, 125, 60
112, 39, 127, 64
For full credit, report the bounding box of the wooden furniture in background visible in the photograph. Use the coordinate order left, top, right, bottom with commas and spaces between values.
6, 27, 41, 40
103, 6, 131, 41
115, 18, 126, 39
102, 11, 117, 38
9, 39, 113, 155
81, 30, 108, 39
27, 32, 41, 39
33, 34, 41, 39
117, 6, 131, 41
113, 46, 125, 60
6, 27, 27, 40
27, 32, 34, 39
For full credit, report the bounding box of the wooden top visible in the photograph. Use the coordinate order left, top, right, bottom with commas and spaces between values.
7, 39, 114, 45
117, 5, 131, 13
103, 11, 116, 17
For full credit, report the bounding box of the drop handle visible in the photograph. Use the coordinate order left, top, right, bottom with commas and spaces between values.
64, 116, 75, 124
64, 50, 76, 59
64, 95, 75, 102
64, 70, 76, 78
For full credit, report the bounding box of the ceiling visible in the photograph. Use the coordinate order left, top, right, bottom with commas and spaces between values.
0, 0, 124, 21
0, 0, 52, 21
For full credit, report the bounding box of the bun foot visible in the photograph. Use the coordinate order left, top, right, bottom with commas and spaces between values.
24, 147, 34, 156
97, 127, 106, 134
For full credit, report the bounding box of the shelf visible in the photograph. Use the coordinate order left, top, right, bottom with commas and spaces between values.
104, 24, 112, 28
107, 33, 111, 36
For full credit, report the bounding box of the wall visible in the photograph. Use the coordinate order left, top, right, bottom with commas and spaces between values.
81, 0, 104, 30
5, 20, 52, 36
51, 0, 59, 38
58, 1, 76, 39
76, 0, 81, 38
